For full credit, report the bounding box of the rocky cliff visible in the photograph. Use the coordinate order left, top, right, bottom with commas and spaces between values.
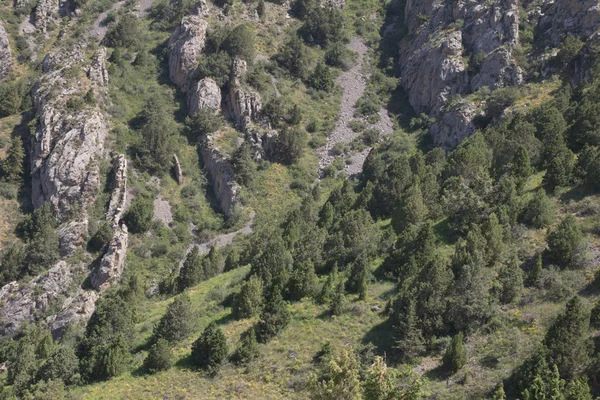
188, 77, 221, 115
167, 13, 208, 91
0, 44, 130, 338
31, 44, 109, 254
397, 0, 521, 148
0, 21, 12, 80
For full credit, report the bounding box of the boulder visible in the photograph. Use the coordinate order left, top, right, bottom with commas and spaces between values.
173, 154, 183, 184
106, 154, 127, 227
430, 102, 477, 150
0, 21, 12, 80
167, 15, 208, 90
188, 78, 221, 115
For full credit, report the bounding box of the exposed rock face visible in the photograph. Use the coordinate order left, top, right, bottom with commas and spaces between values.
31, 45, 109, 254
397, 0, 521, 149
539, 0, 600, 47
106, 154, 127, 226
188, 78, 221, 115
48, 290, 98, 338
167, 15, 208, 90
91, 155, 128, 291
90, 225, 128, 291
0, 21, 12, 80
228, 58, 262, 129
0, 261, 78, 336
173, 154, 183, 184
34, 0, 59, 32
200, 134, 241, 218
87, 47, 109, 88
430, 101, 477, 150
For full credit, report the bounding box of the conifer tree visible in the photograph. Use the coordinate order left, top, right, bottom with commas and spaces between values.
511, 145, 532, 191
233, 328, 259, 364
233, 274, 263, 319
345, 254, 369, 294
152, 293, 195, 345
392, 295, 425, 362
483, 213, 504, 266
491, 383, 506, 400
522, 189, 555, 229
330, 281, 346, 316
177, 247, 202, 292
144, 338, 172, 374
498, 255, 523, 304
391, 181, 427, 233
310, 349, 361, 400
255, 291, 291, 343
546, 215, 583, 269
224, 248, 240, 272
526, 253, 543, 287
233, 142, 256, 186
287, 261, 317, 301
442, 332, 467, 374
318, 263, 338, 304
2, 136, 24, 183
191, 322, 228, 374
544, 296, 590, 379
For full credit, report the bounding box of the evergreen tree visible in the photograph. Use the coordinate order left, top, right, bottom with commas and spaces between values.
483, 213, 504, 266
8, 341, 37, 393
521, 363, 565, 400
224, 248, 240, 272
233, 328, 259, 365
1, 136, 24, 183
144, 338, 172, 374
309, 62, 334, 92
498, 255, 523, 304
391, 181, 427, 233
392, 294, 425, 363
177, 246, 203, 292
491, 383, 506, 400
152, 294, 195, 345
250, 236, 293, 293
544, 296, 590, 379
511, 145, 532, 191
191, 322, 228, 374
318, 263, 338, 304
329, 282, 346, 316
257, 0, 265, 18
442, 332, 467, 374
233, 142, 256, 186
0, 242, 26, 285
521, 190, 555, 229
590, 298, 600, 328
310, 349, 361, 400
101, 335, 131, 379
345, 254, 369, 294
546, 215, 583, 269
139, 96, 178, 173
36, 346, 79, 385
233, 274, 263, 319
255, 291, 291, 343
124, 196, 153, 234
358, 270, 368, 301
287, 261, 317, 301
526, 253, 543, 287
564, 377, 593, 400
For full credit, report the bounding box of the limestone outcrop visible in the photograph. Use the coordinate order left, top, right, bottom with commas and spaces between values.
538, 0, 600, 47
90, 225, 128, 291
429, 101, 477, 150
0, 21, 12, 80
397, 0, 521, 149
48, 290, 99, 338
200, 134, 241, 218
188, 78, 221, 115
0, 261, 79, 336
173, 154, 183, 184
31, 45, 109, 254
228, 58, 262, 130
167, 14, 208, 90
105, 154, 127, 226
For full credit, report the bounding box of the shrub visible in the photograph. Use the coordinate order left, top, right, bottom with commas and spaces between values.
442, 332, 467, 374
276, 127, 305, 164
300, 7, 345, 47
356, 97, 380, 116
486, 87, 520, 119
224, 24, 256, 61
191, 322, 228, 374
194, 51, 232, 87
255, 291, 290, 343
324, 41, 355, 70
144, 339, 172, 374
273, 35, 313, 81
88, 220, 113, 252
104, 14, 139, 48
520, 190, 555, 228
124, 196, 154, 234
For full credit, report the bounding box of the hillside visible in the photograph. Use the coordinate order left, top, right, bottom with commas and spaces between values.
2, 0, 600, 398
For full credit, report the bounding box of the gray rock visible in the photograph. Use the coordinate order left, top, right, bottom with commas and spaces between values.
430, 102, 477, 150
48, 289, 99, 338
188, 78, 221, 115
90, 224, 128, 291
0, 21, 12, 80
173, 154, 183, 184
34, 0, 59, 32
105, 154, 127, 227
167, 14, 208, 90
539, 0, 600, 47
200, 134, 242, 217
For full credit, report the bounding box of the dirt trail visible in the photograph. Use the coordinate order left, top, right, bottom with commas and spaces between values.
316, 37, 394, 177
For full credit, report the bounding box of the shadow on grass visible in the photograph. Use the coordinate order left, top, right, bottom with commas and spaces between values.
214, 311, 236, 326
423, 364, 451, 382
433, 218, 457, 246
362, 318, 394, 356
559, 184, 594, 203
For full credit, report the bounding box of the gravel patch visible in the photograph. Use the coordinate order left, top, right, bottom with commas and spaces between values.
153, 196, 173, 225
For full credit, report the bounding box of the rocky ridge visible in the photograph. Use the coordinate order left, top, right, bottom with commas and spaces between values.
0, 44, 129, 338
